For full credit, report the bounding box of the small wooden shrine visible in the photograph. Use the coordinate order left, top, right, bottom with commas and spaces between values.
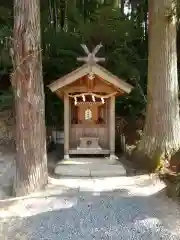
48, 44, 133, 160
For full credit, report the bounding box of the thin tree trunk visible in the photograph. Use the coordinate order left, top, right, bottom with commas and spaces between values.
121, 0, 124, 14
48, 0, 54, 27
138, 0, 180, 159
12, 0, 48, 196
63, 0, 68, 32
143, 0, 148, 41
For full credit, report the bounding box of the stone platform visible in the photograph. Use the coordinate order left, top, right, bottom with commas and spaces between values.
54, 157, 126, 177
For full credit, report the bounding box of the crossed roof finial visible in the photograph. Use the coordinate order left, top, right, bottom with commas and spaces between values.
77, 43, 105, 65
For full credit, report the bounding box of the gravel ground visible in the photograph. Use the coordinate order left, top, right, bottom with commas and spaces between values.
0, 175, 180, 240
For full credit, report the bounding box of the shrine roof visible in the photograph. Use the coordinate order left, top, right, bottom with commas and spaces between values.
48, 44, 133, 94
48, 63, 133, 94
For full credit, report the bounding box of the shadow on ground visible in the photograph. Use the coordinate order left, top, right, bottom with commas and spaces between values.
0, 145, 179, 239
0, 181, 180, 240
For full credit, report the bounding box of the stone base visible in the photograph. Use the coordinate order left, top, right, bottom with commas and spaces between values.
108, 154, 118, 164
77, 147, 101, 150
64, 154, 70, 160
69, 148, 110, 155
54, 157, 126, 177
78, 137, 101, 149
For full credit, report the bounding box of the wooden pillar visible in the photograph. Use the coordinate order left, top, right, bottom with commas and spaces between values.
64, 94, 70, 160
109, 96, 116, 162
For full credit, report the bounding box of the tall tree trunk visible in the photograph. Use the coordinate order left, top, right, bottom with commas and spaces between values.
112, 0, 120, 8
138, 0, 180, 159
12, 0, 48, 196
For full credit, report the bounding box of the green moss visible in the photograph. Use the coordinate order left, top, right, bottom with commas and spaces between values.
152, 149, 164, 172
128, 148, 165, 173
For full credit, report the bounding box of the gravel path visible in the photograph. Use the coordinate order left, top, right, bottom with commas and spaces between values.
0, 175, 180, 240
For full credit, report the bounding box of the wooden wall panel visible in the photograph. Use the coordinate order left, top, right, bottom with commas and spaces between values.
70, 125, 108, 149
63, 75, 118, 94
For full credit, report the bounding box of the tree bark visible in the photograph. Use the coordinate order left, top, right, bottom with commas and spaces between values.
12, 0, 48, 196
138, 0, 180, 159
